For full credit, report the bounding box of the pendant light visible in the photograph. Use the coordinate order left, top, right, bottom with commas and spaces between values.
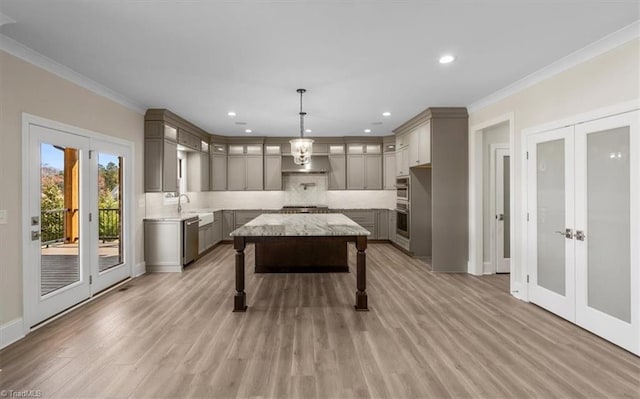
290, 88, 314, 165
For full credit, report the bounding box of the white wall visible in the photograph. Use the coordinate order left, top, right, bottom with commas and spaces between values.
468, 37, 640, 296
0, 51, 145, 327
482, 122, 509, 266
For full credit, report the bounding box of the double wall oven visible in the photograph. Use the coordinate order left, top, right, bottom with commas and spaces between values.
396, 177, 410, 238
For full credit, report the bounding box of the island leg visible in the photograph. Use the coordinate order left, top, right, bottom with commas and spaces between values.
233, 236, 248, 312
355, 236, 369, 311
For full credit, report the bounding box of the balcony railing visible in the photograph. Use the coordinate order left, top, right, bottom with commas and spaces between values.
41, 208, 121, 245
99, 208, 120, 242
41, 209, 65, 245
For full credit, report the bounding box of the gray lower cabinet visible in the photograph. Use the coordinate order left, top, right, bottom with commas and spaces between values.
264, 155, 282, 190
329, 155, 346, 190
347, 155, 382, 190
144, 219, 183, 272
145, 138, 178, 192
213, 211, 222, 243
227, 156, 263, 190
212, 154, 227, 190
389, 210, 397, 243
222, 210, 235, 240
341, 210, 376, 239
377, 210, 389, 240
198, 223, 210, 254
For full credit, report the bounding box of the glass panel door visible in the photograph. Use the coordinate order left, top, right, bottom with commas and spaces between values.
90, 140, 132, 293
495, 148, 510, 274
527, 126, 575, 322
28, 124, 91, 327
97, 153, 123, 272
574, 111, 639, 354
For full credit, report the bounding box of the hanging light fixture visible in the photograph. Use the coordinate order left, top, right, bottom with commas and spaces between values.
290, 88, 314, 165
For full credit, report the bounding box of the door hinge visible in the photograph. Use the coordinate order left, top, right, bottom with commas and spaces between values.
526, 151, 529, 160
89, 275, 92, 284
89, 150, 93, 159
527, 212, 529, 221
526, 275, 530, 283
89, 213, 93, 222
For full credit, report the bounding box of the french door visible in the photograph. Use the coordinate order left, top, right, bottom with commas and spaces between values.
26, 121, 132, 327
527, 111, 639, 354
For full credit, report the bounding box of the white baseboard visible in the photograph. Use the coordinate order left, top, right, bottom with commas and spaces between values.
483, 261, 493, 275
133, 261, 146, 277
0, 318, 25, 350
146, 264, 183, 273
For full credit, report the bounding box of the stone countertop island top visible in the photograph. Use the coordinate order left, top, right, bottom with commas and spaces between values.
230, 213, 371, 237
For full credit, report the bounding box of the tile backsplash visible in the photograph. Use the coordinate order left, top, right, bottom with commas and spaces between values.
283, 174, 328, 205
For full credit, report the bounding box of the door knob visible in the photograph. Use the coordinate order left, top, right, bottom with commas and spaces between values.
575, 230, 585, 241
497, 214, 504, 221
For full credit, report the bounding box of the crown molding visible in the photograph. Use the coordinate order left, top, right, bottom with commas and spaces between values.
0, 34, 146, 114
468, 20, 640, 114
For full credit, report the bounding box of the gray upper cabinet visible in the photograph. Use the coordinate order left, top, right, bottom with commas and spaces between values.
186, 151, 210, 192
264, 156, 282, 190
211, 144, 227, 191
408, 122, 431, 166
347, 154, 365, 189
347, 144, 382, 190
383, 152, 396, 189
227, 144, 263, 191
144, 110, 210, 193
144, 120, 179, 192
328, 144, 346, 190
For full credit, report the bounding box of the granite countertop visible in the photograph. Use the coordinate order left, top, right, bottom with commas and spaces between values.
230, 213, 371, 237
144, 213, 200, 222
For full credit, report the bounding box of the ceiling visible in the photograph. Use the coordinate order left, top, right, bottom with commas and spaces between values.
1, 1, 638, 137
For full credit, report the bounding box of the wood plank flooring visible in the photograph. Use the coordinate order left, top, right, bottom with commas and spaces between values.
1, 243, 638, 398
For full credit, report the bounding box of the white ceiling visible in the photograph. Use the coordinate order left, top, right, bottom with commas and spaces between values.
1, 1, 638, 137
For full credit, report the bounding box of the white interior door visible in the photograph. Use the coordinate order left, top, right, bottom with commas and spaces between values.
574, 111, 639, 354
27, 124, 91, 327
527, 127, 576, 322
90, 140, 133, 293
495, 148, 511, 273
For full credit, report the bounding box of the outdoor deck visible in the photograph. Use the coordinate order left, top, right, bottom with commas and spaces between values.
40, 242, 121, 295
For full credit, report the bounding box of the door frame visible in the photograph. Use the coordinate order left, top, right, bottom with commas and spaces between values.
21, 113, 136, 333
468, 114, 517, 291
491, 144, 510, 274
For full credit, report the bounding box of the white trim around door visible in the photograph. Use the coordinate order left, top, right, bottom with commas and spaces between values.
21, 113, 136, 334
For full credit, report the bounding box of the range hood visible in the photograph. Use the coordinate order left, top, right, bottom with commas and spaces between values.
281, 155, 330, 174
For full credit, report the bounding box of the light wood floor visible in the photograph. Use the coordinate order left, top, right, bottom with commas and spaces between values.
1, 243, 638, 398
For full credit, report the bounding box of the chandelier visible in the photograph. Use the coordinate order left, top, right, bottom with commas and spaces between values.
290, 88, 314, 165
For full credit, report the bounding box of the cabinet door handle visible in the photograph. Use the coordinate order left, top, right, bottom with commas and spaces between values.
575, 230, 586, 241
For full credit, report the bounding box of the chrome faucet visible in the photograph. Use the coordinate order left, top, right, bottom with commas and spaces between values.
177, 193, 190, 214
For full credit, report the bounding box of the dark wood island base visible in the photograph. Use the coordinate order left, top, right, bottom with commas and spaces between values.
232, 234, 369, 311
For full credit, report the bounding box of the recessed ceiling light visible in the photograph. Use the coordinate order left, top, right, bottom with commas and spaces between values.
305, 129, 312, 133
439, 54, 455, 64
245, 129, 252, 133
227, 111, 236, 117
382, 112, 391, 117
364, 129, 372, 133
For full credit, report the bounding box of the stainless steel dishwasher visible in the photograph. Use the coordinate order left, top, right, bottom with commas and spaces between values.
183, 216, 199, 265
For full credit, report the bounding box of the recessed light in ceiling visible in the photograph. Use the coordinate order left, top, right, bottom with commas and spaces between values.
227, 111, 236, 117
364, 129, 372, 133
382, 112, 391, 117
245, 129, 252, 133
305, 129, 312, 133
439, 54, 455, 64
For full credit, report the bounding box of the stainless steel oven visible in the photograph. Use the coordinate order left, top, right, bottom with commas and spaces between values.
396, 202, 409, 238
396, 177, 409, 201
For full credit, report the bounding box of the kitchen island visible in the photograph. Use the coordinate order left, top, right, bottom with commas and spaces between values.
230, 213, 370, 311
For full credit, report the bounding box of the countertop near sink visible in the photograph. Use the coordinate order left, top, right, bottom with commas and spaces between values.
144, 214, 200, 222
